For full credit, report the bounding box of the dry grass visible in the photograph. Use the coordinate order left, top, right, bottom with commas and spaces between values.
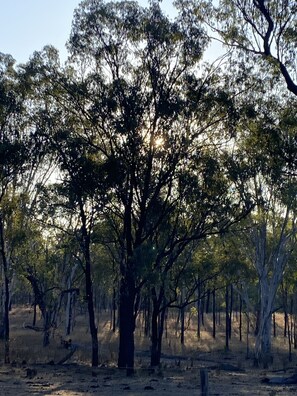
0, 306, 296, 395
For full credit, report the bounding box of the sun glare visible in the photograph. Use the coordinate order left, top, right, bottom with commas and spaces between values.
154, 136, 164, 148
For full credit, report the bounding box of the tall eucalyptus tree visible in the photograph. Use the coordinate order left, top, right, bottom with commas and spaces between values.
65, 0, 255, 373
229, 94, 297, 366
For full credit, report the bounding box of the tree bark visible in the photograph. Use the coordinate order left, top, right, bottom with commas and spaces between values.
254, 278, 273, 368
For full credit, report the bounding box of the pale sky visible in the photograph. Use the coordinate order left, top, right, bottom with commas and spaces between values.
0, 0, 177, 64
0, 0, 84, 64
0, 1, 217, 65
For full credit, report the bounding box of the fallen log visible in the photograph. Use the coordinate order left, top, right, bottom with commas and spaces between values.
262, 373, 297, 385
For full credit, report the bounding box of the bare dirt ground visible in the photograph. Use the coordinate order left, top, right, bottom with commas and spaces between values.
1, 306, 297, 395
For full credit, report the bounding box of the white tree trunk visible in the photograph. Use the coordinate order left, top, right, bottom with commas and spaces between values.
251, 208, 295, 367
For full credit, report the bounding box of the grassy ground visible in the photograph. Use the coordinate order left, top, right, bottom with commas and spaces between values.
0, 305, 296, 395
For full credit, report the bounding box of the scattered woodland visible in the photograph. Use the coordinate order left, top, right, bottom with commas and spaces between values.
0, 1, 297, 389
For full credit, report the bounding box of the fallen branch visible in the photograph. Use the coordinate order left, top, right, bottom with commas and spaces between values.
57, 346, 77, 365
23, 324, 43, 332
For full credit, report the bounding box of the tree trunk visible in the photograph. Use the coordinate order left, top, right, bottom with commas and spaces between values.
118, 273, 136, 375
65, 264, 78, 336
79, 201, 99, 367
197, 281, 201, 339
43, 311, 51, 347
229, 284, 233, 340
150, 287, 166, 367
239, 293, 242, 342
180, 289, 185, 345
254, 280, 273, 368
32, 300, 37, 327
112, 287, 117, 333
225, 284, 229, 351
212, 288, 216, 339
0, 214, 10, 363
84, 243, 99, 367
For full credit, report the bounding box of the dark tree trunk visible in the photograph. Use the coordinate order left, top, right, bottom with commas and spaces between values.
229, 284, 233, 340
212, 288, 216, 339
43, 311, 51, 347
197, 281, 201, 339
118, 273, 136, 375
225, 284, 229, 351
79, 201, 99, 367
150, 287, 166, 367
206, 289, 211, 314
144, 295, 151, 337
273, 313, 276, 337
239, 293, 242, 342
84, 240, 99, 367
180, 289, 185, 345
246, 313, 250, 359
32, 300, 37, 327
112, 287, 117, 333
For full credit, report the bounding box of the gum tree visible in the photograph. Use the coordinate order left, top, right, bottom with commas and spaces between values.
192, 0, 297, 96
66, 0, 211, 373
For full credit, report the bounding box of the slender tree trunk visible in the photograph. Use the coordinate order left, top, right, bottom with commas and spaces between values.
84, 242, 99, 367
150, 289, 160, 366
150, 287, 166, 367
112, 287, 117, 333
79, 202, 99, 367
0, 214, 10, 363
66, 264, 78, 336
180, 289, 185, 345
197, 281, 201, 339
273, 313, 276, 337
246, 312, 250, 359
239, 293, 242, 342
229, 284, 233, 340
225, 284, 229, 351
206, 289, 211, 313
212, 288, 216, 339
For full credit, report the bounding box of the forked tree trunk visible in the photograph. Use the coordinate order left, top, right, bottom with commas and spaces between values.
252, 215, 295, 368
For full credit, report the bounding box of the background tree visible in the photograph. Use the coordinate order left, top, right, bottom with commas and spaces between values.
227, 93, 297, 366
192, 0, 297, 96
0, 54, 35, 363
